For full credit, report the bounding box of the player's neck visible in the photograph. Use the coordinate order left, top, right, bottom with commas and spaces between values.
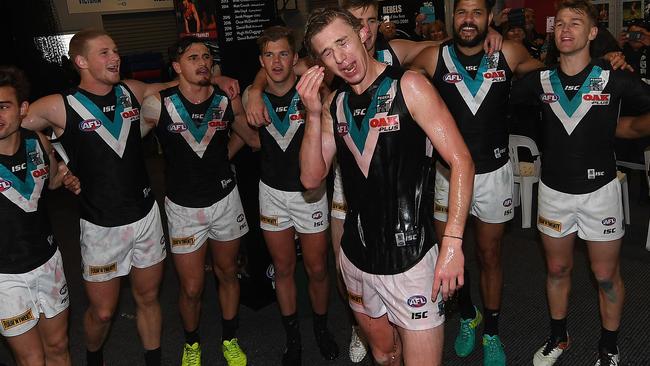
79, 78, 114, 96
456, 42, 484, 57
559, 47, 591, 76
0, 128, 21, 156
265, 74, 296, 96
350, 58, 386, 95
178, 79, 213, 104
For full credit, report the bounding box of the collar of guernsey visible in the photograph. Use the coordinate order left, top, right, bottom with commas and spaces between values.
164, 91, 229, 158
262, 90, 302, 152
442, 44, 502, 115
66, 84, 136, 158
334, 75, 399, 178
540, 65, 610, 136
0, 138, 47, 212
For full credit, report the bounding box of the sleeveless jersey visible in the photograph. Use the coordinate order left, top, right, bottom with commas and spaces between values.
0, 129, 56, 273
433, 42, 513, 173
156, 86, 235, 207
375, 37, 401, 67
330, 66, 435, 275
260, 85, 306, 192
62, 83, 154, 227
511, 60, 650, 194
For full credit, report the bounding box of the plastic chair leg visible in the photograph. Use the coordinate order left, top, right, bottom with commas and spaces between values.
620, 176, 630, 225
513, 182, 521, 207
520, 179, 534, 229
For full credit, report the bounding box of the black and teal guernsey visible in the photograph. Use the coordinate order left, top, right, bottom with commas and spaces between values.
375, 36, 401, 67
433, 42, 513, 173
61, 83, 154, 227
511, 60, 650, 194
156, 86, 235, 207
0, 129, 56, 273
330, 66, 435, 275
260, 85, 306, 192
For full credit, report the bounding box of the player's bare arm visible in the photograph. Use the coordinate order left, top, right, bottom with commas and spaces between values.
409, 45, 441, 78
140, 93, 162, 137
401, 70, 474, 301
230, 95, 260, 149
22, 94, 66, 136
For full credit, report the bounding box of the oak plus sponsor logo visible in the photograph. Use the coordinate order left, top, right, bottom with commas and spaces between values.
443, 72, 463, 84
289, 112, 305, 124
88, 262, 118, 276
540, 93, 559, 103
582, 93, 610, 105
167, 122, 187, 133
121, 108, 139, 121
79, 119, 102, 132
209, 120, 228, 130
483, 70, 506, 82
370, 114, 400, 133
31, 167, 49, 179
1, 309, 35, 330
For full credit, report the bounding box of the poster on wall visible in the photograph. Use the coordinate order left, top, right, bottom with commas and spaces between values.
377, 0, 444, 39
593, 0, 610, 28
67, 0, 172, 14
623, 0, 644, 25
173, 0, 220, 62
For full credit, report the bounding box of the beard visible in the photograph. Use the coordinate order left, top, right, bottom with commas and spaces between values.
453, 22, 488, 48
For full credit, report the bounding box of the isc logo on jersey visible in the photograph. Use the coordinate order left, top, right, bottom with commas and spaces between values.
540, 93, 559, 103
443, 72, 463, 84
0, 179, 12, 192
121, 108, 140, 122
79, 119, 102, 132
483, 70, 506, 82
370, 114, 400, 133
167, 123, 188, 133
582, 93, 610, 105
208, 120, 228, 130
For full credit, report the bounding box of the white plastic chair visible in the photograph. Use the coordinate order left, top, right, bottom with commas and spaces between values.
616, 171, 630, 226
508, 135, 541, 229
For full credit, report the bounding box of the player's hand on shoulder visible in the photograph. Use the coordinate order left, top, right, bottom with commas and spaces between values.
213, 75, 240, 99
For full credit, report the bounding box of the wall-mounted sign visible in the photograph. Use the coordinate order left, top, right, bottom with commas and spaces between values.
67, 0, 173, 14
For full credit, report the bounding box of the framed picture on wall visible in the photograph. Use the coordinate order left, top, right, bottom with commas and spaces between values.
623, 0, 644, 25
593, 0, 610, 28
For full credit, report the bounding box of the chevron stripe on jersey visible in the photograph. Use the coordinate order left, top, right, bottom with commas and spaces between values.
262, 91, 304, 152
335, 77, 398, 177
442, 46, 503, 115
66, 85, 136, 158
376, 49, 394, 66
164, 93, 229, 158
540, 66, 610, 135
0, 139, 47, 212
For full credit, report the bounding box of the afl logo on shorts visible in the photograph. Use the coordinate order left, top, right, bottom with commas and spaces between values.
443, 72, 463, 84
167, 123, 187, 133
540, 93, 559, 103
0, 179, 12, 192
503, 198, 512, 207
407, 295, 428, 308
602, 217, 616, 226
337, 122, 349, 136
312, 211, 323, 220
209, 120, 228, 130
79, 119, 102, 132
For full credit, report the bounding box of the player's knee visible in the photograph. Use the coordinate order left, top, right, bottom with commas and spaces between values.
43, 333, 69, 360
547, 262, 572, 280
14, 349, 45, 366
133, 287, 160, 308
273, 262, 296, 280
213, 262, 238, 283
592, 264, 619, 286
89, 305, 116, 324
477, 245, 501, 268
180, 281, 203, 302
305, 262, 328, 282
371, 348, 400, 366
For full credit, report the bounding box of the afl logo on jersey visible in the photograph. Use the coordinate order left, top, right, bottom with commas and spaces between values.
483, 70, 506, 82
0, 179, 12, 192
79, 119, 102, 132
337, 122, 349, 136
370, 114, 400, 133
406, 295, 428, 308
209, 120, 228, 130
602, 217, 616, 226
540, 93, 559, 103
443, 72, 463, 84
167, 123, 187, 133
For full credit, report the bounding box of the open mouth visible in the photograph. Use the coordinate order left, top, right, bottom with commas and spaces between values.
107, 64, 119, 73
460, 25, 478, 37
340, 61, 357, 76
196, 67, 210, 76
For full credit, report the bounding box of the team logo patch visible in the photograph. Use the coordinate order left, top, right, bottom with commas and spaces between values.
483, 70, 506, 82
79, 119, 102, 132
118, 94, 132, 108
370, 114, 400, 133
443, 72, 463, 84
503, 198, 513, 207
88, 262, 118, 276
0, 179, 12, 192
1, 309, 35, 330
348, 292, 363, 305
434, 203, 448, 213
171, 236, 195, 247
538, 216, 562, 232
540, 93, 559, 103
208, 120, 228, 130
582, 93, 610, 105
602, 217, 616, 226
260, 214, 278, 226
28, 150, 43, 165
212, 107, 225, 120
336, 122, 349, 136
312, 211, 323, 220
331, 201, 347, 212
167, 122, 187, 133
589, 78, 604, 91
407, 295, 428, 308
